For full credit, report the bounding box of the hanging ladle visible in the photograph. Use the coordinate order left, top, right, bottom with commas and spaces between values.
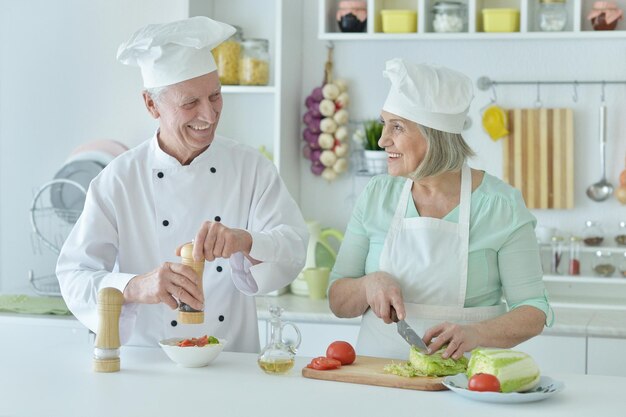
586, 102, 614, 201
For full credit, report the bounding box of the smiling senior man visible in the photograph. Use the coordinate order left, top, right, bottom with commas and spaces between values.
56, 17, 308, 353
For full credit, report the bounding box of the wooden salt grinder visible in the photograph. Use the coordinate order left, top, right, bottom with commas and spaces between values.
178, 242, 205, 324
93, 287, 124, 373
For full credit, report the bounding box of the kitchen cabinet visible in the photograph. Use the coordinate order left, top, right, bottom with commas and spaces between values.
320, 0, 626, 40
0, 314, 91, 346
188, 0, 303, 199
516, 334, 587, 374
587, 337, 626, 376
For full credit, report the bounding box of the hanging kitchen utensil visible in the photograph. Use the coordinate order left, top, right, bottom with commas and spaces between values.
502, 108, 574, 209
480, 84, 509, 141
586, 102, 614, 202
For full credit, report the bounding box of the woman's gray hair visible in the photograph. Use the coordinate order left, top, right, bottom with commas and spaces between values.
144, 85, 169, 105
409, 125, 475, 180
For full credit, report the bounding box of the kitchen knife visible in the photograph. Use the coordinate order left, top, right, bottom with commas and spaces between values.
391, 307, 429, 353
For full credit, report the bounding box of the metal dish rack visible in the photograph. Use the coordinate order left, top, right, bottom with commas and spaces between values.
29, 179, 86, 296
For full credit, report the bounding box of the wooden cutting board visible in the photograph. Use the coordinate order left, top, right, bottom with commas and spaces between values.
502, 108, 574, 209
301, 355, 447, 391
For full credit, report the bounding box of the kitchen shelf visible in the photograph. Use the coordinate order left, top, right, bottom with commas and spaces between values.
540, 244, 626, 254
221, 86, 276, 94
544, 275, 626, 284
188, 0, 303, 198
320, 0, 626, 40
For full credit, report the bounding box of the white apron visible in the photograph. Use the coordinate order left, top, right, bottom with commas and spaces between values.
356, 165, 506, 359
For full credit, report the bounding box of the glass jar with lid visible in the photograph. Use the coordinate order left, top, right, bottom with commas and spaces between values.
569, 236, 582, 276
593, 250, 615, 277
550, 235, 565, 274
432, 1, 467, 33
615, 221, 626, 246
537, 0, 567, 31
588, 1, 623, 30
212, 25, 243, 85
239, 38, 270, 86
582, 220, 605, 246
619, 252, 626, 278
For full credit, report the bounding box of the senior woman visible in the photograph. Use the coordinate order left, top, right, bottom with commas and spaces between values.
328, 59, 552, 360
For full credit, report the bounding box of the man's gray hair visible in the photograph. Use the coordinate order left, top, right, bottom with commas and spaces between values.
144, 85, 169, 105
409, 125, 475, 181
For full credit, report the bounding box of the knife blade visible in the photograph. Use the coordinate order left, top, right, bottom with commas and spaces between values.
391, 307, 429, 353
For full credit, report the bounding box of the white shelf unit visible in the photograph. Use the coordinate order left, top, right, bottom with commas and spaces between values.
188, 0, 303, 198
320, 0, 626, 40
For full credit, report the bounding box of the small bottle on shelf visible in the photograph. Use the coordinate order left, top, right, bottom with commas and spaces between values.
212, 26, 243, 85
593, 250, 615, 277
432, 2, 467, 33
568, 236, 581, 276
588, 1, 623, 31
551, 235, 565, 274
239, 39, 270, 86
582, 220, 605, 247
537, 0, 567, 32
615, 221, 626, 246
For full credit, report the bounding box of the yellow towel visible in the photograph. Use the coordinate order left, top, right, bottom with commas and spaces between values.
0, 294, 71, 315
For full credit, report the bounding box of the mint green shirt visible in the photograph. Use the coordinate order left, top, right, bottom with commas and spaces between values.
330, 173, 552, 323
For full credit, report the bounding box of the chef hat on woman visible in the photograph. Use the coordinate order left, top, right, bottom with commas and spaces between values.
117, 16, 235, 88
382, 59, 473, 134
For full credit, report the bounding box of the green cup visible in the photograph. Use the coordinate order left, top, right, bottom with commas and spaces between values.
303, 267, 330, 300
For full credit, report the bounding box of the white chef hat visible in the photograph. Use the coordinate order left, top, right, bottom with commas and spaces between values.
382, 58, 473, 134
116, 16, 235, 88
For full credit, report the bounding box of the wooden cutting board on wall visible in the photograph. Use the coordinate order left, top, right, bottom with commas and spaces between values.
502, 108, 574, 209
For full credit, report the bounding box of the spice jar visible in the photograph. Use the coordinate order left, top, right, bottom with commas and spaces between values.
537, 0, 567, 31
239, 38, 270, 86
212, 25, 243, 85
588, 1, 623, 30
550, 236, 565, 274
336, 0, 367, 32
432, 2, 467, 33
615, 221, 626, 246
593, 250, 615, 277
582, 220, 605, 246
569, 236, 582, 276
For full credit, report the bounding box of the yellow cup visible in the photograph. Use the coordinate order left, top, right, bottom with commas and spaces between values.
303, 267, 330, 300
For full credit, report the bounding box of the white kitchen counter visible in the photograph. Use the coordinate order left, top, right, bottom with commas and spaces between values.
257, 294, 626, 338
0, 341, 623, 417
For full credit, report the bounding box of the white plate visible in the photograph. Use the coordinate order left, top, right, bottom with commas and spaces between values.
442, 373, 564, 403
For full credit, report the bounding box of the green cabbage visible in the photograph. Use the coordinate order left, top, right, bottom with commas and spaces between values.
466, 348, 541, 393
384, 346, 468, 377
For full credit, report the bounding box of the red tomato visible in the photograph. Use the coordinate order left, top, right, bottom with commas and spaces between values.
307, 356, 342, 370
326, 341, 356, 365
468, 373, 501, 392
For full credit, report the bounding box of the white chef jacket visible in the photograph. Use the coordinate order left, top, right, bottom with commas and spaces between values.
56, 133, 308, 353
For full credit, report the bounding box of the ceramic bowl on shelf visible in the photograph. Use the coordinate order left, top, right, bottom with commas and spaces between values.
159, 337, 226, 368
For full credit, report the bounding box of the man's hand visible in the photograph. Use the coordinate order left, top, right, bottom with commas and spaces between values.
123, 263, 204, 310
181, 221, 255, 262
363, 271, 405, 324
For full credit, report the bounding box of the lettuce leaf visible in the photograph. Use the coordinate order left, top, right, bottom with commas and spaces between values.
384, 346, 468, 377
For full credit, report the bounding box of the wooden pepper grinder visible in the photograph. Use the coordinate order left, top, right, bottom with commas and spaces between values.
93, 287, 124, 372
178, 242, 205, 324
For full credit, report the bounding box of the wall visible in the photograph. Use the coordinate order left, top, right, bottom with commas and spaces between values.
0, 0, 625, 293
0, 0, 189, 292
298, 1, 626, 241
